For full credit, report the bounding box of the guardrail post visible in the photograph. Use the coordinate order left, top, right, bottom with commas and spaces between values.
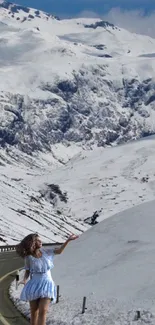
56, 285, 60, 303
16, 270, 19, 290
134, 311, 141, 321
82, 297, 87, 314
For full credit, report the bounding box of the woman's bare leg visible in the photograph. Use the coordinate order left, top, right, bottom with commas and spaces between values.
29, 299, 39, 325
38, 298, 51, 325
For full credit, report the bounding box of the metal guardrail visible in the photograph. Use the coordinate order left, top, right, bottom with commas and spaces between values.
0, 243, 63, 253
0, 245, 16, 252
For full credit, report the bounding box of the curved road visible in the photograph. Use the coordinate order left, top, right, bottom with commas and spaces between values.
0, 251, 29, 325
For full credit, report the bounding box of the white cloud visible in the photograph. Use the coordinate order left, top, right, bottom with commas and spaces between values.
103, 8, 155, 38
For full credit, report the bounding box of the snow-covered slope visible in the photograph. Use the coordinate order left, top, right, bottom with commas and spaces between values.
1, 136, 155, 245
52, 199, 155, 304
11, 200, 155, 324
0, 145, 87, 245
0, 1, 155, 153
27, 137, 155, 223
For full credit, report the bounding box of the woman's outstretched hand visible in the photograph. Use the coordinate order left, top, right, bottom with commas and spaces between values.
68, 234, 79, 241
54, 234, 79, 255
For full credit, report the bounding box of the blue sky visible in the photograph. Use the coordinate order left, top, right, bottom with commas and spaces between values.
14, 0, 155, 17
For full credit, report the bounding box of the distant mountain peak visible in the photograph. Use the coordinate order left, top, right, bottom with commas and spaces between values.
0, 1, 60, 21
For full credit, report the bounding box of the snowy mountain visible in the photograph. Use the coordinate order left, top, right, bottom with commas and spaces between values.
0, 1, 155, 154
1, 2, 155, 244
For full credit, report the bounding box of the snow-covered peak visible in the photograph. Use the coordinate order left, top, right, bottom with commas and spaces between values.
0, 0, 59, 24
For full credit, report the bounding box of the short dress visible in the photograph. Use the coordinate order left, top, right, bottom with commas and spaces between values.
20, 248, 57, 302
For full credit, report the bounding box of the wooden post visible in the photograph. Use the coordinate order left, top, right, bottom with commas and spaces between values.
56, 285, 60, 303
82, 297, 87, 314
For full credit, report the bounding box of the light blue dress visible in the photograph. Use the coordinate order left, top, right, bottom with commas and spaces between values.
20, 248, 57, 302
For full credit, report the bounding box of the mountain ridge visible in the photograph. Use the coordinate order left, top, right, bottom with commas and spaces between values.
0, 0, 59, 22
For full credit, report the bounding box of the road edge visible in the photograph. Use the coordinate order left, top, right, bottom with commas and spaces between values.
0, 268, 26, 325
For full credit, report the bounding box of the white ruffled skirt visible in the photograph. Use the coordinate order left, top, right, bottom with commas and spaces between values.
20, 270, 57, 303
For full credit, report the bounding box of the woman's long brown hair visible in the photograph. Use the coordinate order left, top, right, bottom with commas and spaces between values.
16, 233, 39, 258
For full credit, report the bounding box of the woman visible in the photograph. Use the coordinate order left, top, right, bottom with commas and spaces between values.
16, 233, 78, 325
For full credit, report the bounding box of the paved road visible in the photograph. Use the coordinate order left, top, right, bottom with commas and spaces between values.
0, 251, 29, 325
